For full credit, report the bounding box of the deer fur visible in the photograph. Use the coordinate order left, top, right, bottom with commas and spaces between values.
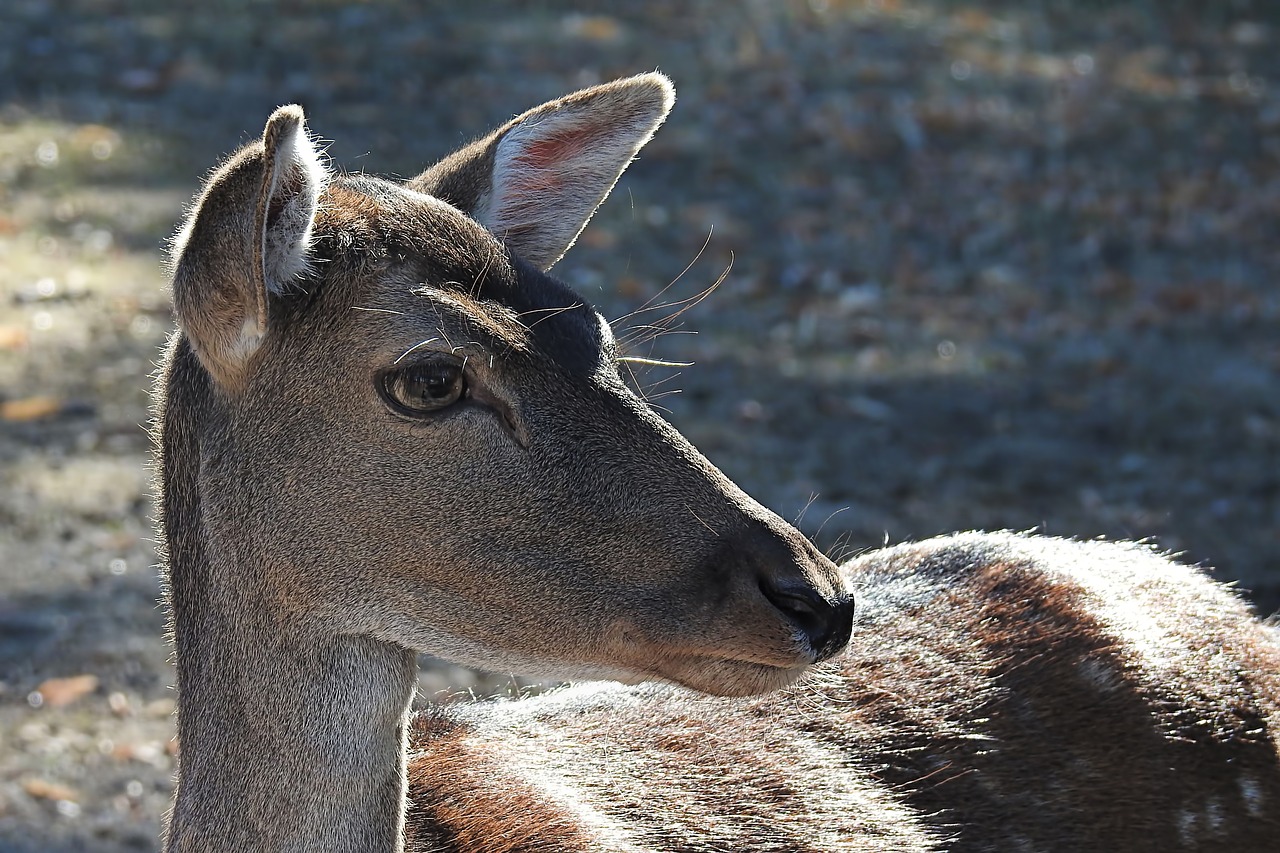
157, 74, 853, 852
156, 74, 1280, 852
403, 533, 1280, 851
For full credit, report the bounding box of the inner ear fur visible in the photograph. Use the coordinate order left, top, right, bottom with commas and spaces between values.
411, 73, 675, 271
170, 105, 327, 388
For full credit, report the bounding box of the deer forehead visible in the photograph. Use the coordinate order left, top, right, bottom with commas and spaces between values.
313, 175, 617, 378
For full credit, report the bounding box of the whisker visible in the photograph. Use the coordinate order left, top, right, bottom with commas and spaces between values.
394, 337, 441, 364
648, 254, 733, 331
618, 322, 667, 337
521, 304, 582, 331
617, 356, 694, 368
617, 323, 672, 350
612, 294, 704, 325
639, 371, 683, 394
517, 304, 582, 318
827, 530, 856, 565
470, 246, 497, 300
622, 358, 645, 401
813, 505, 850, 542
618, 323, 698, 351
794, 493, 819, 526
352, 306, 406, 316
610, 226, 715, 326
616, 255, 731, 351
687, 505, 719, 537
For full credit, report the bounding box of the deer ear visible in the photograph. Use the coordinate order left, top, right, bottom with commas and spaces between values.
170, 105, 327, 387
411, 73, 675, 271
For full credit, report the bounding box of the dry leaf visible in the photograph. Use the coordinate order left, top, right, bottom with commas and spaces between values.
23, 779, 78, 803
0, 396, 62, 422
35, 674, 99, 708
0, 326, 27, 349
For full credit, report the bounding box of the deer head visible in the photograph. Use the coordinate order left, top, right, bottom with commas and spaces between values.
162, 74, 853, 699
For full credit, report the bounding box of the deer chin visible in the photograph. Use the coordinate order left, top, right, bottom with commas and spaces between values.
598, 619, 821, 697
376, 624, 676, 689
651, 656, 813, 698
483, 653, 809, 698
392, 624, 811, 697
591, 636, 813, 697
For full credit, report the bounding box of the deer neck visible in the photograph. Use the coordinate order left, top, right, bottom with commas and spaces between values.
159, 344, 418, 853
165, 613, 417, 852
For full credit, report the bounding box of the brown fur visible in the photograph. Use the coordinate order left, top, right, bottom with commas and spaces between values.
403, 534, 1280, 852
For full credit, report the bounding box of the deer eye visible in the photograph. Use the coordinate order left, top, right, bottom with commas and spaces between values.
380, 360, 467, 415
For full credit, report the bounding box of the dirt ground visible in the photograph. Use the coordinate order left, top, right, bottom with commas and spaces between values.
2, 1, 1278, 849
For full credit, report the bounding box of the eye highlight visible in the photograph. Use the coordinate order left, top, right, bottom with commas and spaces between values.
379, 359, 467, 416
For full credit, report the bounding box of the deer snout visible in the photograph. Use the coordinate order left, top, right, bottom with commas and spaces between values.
758, 573, 855, 662
724, 520, 856, 663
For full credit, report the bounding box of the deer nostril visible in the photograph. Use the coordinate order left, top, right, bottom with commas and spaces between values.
759, 576, 855, 662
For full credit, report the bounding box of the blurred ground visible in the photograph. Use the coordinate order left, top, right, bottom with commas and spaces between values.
1, 0, 1278, 849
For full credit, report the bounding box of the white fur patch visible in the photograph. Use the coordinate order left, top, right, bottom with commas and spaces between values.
230, 315, 264, 363
1203, 796, 1225, 834
1238, 774, 1265, 818
262, 121, 327, 294
1177, 808, 1197, 846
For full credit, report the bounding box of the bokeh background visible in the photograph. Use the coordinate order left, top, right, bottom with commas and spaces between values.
2, 1, 1278, 849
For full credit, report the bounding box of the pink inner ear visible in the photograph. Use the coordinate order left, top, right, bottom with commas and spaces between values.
517, 129, 590, 168
505, 126, 605, 195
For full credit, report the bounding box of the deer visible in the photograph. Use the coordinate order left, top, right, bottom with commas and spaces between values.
154, 73, 1280, 852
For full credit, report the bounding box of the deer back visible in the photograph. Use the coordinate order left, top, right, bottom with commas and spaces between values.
403, 533, 1280, 852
